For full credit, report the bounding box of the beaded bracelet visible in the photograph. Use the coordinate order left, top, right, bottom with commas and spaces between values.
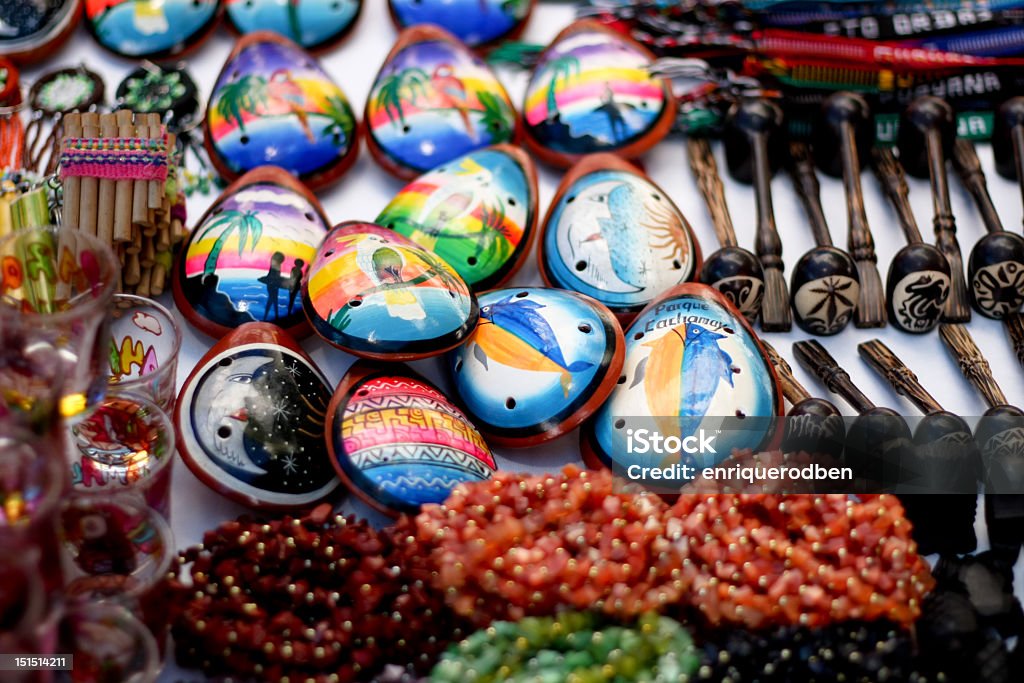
413, 465, 687, 625
167, 505, 468, 682
432, 611, 700, 683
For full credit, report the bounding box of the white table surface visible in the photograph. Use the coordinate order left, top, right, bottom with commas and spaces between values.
18, 2, 1024, 679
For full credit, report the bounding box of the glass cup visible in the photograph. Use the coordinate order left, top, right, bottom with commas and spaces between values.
0, 226, 119, 426
107, 295, 181, 413
58, 492, 174, 651
0, 429, 66, 593
59, 603, 159, 683
67, 393, 175, 519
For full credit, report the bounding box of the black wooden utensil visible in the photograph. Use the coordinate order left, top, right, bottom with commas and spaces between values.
857, 339, 979, 556
871, 146, 952, 333
939, 323, 1024, 565
992, 96, 1024, 218
811, 92, 886, 328
952, 138, 1024, 320
897, 96, 971, 322
687, 136, 765, 322
794, 339, 910, 492
724, 98, 792, 332
786, 141, 859, 335
761, 339, 844, 459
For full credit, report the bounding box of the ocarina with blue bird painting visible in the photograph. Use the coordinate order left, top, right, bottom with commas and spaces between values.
326, 360, 497, 517
85, 0, 219, 60
225, 0, 363, 53
539, 153, 701, 321
365, 24, 518, 179
174, 322, 341, 511
448, 287, 625, 448
521, 20, 676, 168
303, 222, 478, 360
387, 0, 534, 49
204, 31, 360, 192
376, 145, 538, 291
173, 166, 331, 341
581, 283, 783, 475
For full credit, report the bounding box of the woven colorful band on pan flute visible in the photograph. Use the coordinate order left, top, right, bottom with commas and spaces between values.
59, 134, 170, 181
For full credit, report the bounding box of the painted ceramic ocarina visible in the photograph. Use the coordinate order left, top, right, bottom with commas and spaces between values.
326, 360, 497, 516
174, 322, 341, 511
173, 166, 331, 340
85, 0, 219, 60
303, 222, 478, 360
0, 0, 81, 65
387, 0, 534, 49
522, 20, 675, 168
364, 25, 517, 179
375, 145, 538, 291
539, 154, 701, 319
582, 283, 783, 473
449, 287, 624, 447
225, 0, 363, 53
204, 31, 360, 191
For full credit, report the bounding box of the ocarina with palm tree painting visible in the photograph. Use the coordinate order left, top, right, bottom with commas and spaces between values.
448, 287, 625, 448
174, 322, 341, 511
225, 0, 363, 53
0, 0, 80, 65
173, 166, 331, 341
204, 31, 360, 192
388, 0, 534, 49
365, 24, 518, 179
538, 154, 701, 322
375, 145, 538, 291
326, 360, 496, 517
303, 222, 478, 360
581, 283, 783, 475
521, 19, 676, 168
85, 0, 219, 60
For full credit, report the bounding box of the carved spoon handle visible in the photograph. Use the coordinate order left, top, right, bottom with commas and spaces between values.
686, 136, 737, 248
793, 339, 875, 414
938, 323, 1007, 409
857, 339, 942, 415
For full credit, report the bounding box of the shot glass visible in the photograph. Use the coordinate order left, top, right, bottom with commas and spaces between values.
59, 603, 159, 683
0, 226, 119, 425
107, 295, 181, 413
58, 492, 174, 650
67, 393, 175, 519
0, 429, 66, 593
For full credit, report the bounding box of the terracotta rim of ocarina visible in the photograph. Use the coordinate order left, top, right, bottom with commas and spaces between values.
536, 152, 704, 322
302, 221, 480, 361
520, 19, 677, 169
202, 31, 362, 192
579, 281, 786, 471
451, 287, 627, 449
324, 359, 494, 517
172, 165, 330, 341
362, 23, 522, 180
173, 322, 343, 511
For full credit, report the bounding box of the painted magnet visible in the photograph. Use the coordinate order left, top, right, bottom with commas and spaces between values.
521, 20, 675, 167
303, 222, 478, 360
375, 145, 538, 291
174, 322, 341, 510
173, 166, 330, 340
365, 24, 518, 179
204, 31, 360, 191
326, 360, 497, 516
581, 283, 783, 472
539, 154, 701, 319
449, 287, 625, 447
